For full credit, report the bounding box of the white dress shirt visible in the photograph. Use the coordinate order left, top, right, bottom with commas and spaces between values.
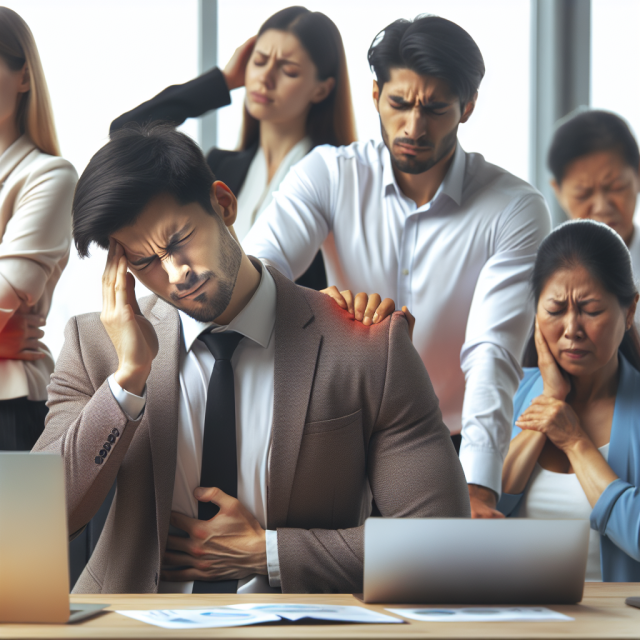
243, 140, 551, 494
109, 263, 280, 593
517, 443, 610, 582
0, 135, 77, 400
234, 137, 311, 242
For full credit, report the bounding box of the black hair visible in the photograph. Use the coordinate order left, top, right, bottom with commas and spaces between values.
367, 15, 485, 108
522, 219, 640, 371
73, 123, 216, 257
548, 110, 640, 184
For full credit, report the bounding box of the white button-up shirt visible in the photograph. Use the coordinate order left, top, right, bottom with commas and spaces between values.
243, 141, 551, 494
109, 263, 280, 593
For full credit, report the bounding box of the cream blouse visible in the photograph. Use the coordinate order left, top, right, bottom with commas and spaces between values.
0, 135, 77, 401
235, 137, 311, 243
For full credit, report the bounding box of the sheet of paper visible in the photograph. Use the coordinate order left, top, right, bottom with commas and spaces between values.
386, 606, 574, 623
116, 608, 280, 629
229, 603, 403, 623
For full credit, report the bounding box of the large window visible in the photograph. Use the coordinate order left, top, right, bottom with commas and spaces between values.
591, 0, 640, 170
217, 0, 531, 181
6, 0, 198, 358
5, 1, 531, 359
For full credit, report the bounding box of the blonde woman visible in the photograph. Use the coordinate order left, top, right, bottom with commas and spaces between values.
0, 7, 77, 450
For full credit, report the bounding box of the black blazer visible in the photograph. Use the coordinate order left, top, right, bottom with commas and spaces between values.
111, 68, 326, 290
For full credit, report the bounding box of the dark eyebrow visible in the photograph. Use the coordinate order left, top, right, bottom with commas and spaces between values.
547, 297, 601, 305
166, 225, 191, 246
389, 95, 451, 110
127, 225, 192, 266
128, 254, 156, 267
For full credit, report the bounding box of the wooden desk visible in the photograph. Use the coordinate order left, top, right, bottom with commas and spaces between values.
2, 583, 639, 639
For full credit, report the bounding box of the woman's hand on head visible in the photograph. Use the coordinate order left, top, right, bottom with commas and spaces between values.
223, 35, 257, 91
515, 395, 587, 453
535, 319, 571, 400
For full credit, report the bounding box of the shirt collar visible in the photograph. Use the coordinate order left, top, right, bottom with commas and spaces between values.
178, 259, 277, 353
382, 140, 466, 207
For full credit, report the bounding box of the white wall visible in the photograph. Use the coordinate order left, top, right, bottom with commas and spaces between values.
5, 0, 199, 359
217, 0, 532, 181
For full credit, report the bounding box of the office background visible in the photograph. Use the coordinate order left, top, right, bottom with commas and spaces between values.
4, 0, 639, 359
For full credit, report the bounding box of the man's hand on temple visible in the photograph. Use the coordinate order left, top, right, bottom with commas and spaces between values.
101, 239, 159, 396
0, 310, 46, 361
161, 487, 268, 582
468, 483, 505, 519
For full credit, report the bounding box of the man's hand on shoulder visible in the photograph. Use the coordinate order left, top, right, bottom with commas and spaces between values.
321, 287, 416, 339
468, 484, 505, 519
101, 239, 159, 396
161, 487, 267, 582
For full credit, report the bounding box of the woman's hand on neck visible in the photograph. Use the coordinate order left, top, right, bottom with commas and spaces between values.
259, 114, 308, 183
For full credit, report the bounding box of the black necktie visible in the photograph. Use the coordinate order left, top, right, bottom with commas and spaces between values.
192, 330, 243, 594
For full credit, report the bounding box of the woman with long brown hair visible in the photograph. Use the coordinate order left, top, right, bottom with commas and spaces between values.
111, 6, 356, 290
0, 6, 77, 450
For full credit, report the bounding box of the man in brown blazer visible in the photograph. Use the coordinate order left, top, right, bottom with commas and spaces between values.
34, 124, 470, 595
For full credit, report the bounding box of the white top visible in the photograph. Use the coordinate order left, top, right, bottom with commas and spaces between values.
235, 137, 311, 242
243, 140, 551, 494
628, 221, 640, 325
517, 443, 610, 582
0, 135, 77, 400
109, 263, 279, 594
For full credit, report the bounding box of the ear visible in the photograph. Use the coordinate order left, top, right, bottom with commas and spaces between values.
627, 294, 639, 331
372, 80, 380, 113
459, 91, 477, 124
311, 76, 335, 104
211, 181, 237, 228
17, 64, 30, 94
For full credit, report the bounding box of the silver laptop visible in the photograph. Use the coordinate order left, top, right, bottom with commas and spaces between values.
363, 518, 589, 604
0, 452, 107, 623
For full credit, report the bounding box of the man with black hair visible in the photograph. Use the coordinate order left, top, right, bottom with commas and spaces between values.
33, 123, 469, 594
244, 15, 552, 517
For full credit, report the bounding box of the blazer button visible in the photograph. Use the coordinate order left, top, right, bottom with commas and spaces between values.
111, 428, 120, 437
103, 442, 111, 452
99, 448, 108, 458
94, 456, 104, 465
107, 434, 116, 444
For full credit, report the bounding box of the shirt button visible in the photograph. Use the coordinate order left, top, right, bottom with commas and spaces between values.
402, 269, 409, 276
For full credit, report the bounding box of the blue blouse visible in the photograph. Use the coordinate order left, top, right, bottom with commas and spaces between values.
498, 354, 640, 581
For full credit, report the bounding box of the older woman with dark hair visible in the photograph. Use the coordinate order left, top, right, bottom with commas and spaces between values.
548, 111, 640, 319
499, 220, 640, 582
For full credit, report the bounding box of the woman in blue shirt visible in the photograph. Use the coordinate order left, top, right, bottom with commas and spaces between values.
499, 219, 640, 581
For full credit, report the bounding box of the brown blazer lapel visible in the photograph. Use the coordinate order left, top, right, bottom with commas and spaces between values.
267, 268, 322, 528
144, 296, 181, 556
